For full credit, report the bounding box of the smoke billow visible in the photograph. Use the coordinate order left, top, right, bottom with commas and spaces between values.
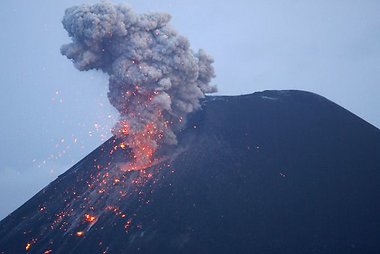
61, 2, 216, 170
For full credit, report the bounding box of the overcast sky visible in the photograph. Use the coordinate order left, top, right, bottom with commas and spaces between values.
0, 0, 379, 219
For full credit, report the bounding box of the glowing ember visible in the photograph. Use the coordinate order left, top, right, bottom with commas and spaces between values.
76, 231, 84, 237
25, 243, 31, 251
124, 218, 133, 232
117, 119, 163, 172
84, 214, 96, 223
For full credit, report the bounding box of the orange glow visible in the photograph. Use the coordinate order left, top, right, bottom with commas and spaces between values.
25, 243, 31, 251
120, 120, 162, 172
84, 214, 96, 222
124, 218, 132, 232
119, 143, 126, 149
76, 231, 84, 237
44, 250, 53, 254
116, 120, 130, 136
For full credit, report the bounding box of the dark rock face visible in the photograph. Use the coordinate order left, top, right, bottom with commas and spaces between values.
1, 90, 380, 254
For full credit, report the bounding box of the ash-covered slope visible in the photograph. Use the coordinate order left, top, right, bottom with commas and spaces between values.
1, 90, 380, 254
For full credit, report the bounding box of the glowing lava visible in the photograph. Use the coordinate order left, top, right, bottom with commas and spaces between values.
84, 214, 96, 223
115, 110, 165, 172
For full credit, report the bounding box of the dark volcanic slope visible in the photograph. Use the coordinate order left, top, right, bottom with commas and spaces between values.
1, 90, 380, 254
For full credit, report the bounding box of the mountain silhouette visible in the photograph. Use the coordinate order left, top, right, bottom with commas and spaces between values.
1, 90, 380, 254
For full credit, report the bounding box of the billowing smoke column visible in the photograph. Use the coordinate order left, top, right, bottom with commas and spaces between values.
61, 3, 216, 170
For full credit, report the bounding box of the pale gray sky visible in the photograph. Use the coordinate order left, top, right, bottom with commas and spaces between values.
0, 0, 379, 219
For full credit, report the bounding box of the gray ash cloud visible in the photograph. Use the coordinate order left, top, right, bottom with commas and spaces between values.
61, 2, 216, 164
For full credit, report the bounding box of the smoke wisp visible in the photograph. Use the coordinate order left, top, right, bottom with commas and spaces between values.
61, 2, 216, 170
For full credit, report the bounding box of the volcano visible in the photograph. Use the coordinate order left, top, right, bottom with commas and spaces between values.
1, 90, 380, 254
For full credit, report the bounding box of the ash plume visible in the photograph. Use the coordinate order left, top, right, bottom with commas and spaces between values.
61, 2, 216, 169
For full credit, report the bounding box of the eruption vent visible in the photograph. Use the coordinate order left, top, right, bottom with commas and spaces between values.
61, 2, 216, 170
